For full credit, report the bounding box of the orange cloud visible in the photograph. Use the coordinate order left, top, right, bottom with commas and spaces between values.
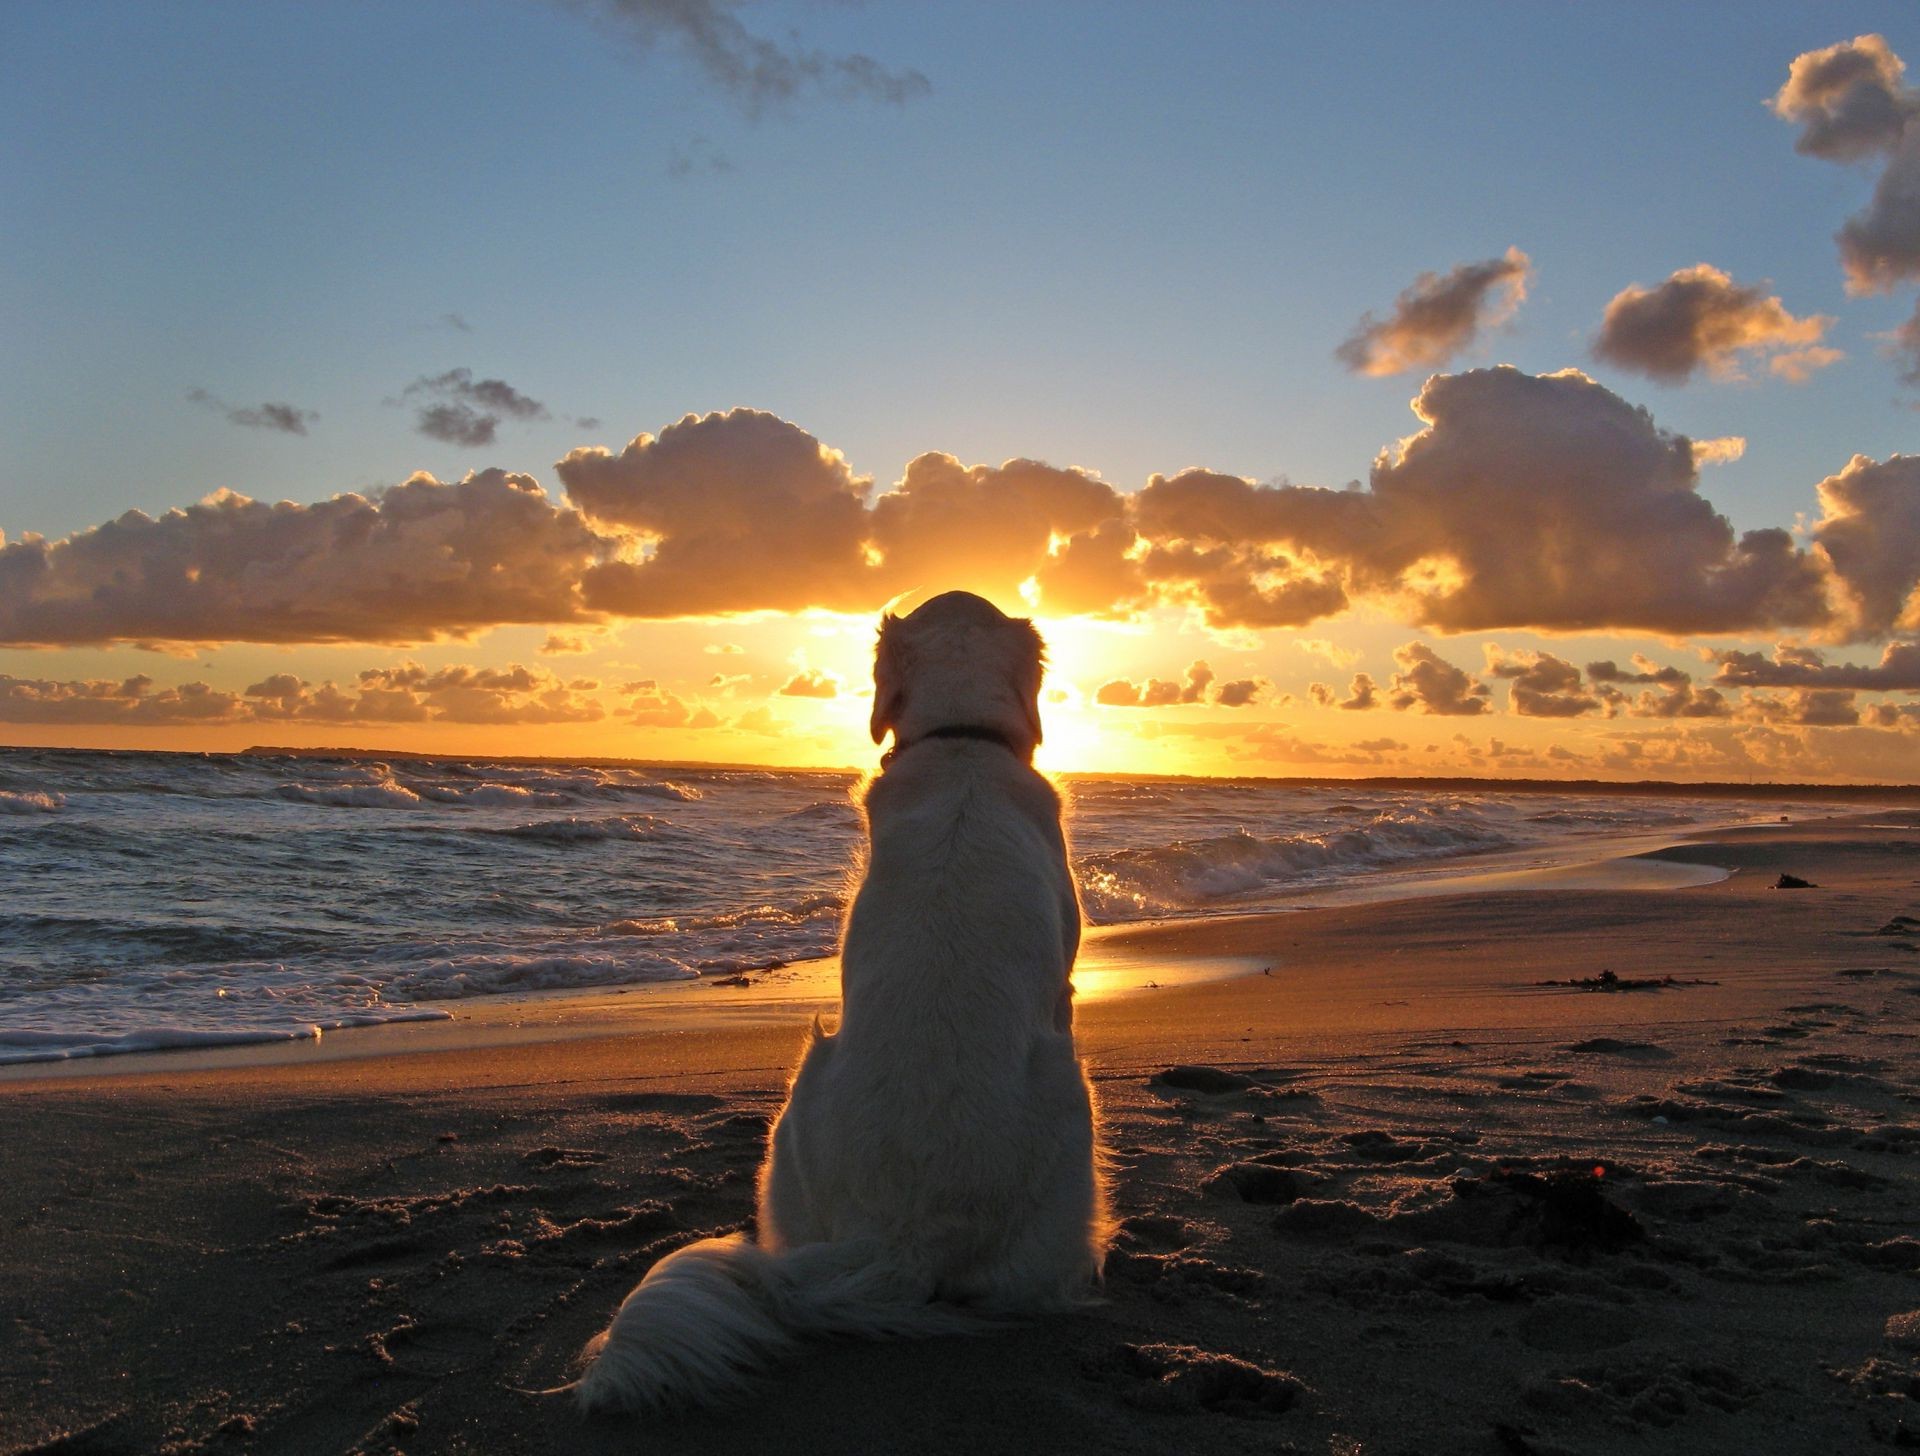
1386, 642, 1490, 715
1592, 265, 1835, 383
0, 470, 600, 647
1336, 248, 1531, 376
1093, 660, 1264, 708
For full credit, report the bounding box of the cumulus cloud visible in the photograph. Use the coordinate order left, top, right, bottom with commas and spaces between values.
0, 673, 249, 725
622, 678, 719, 729
1591, 265, 1836, 383
1810, 454, 1920, 638
1690, 436, 1747, 467
541, 632, 591, 654
569, 0, 930, 117
561, 411, 1141, 619
0, 661, 606, 726
1093, 660, 1261, 708
187, 389, 318, 435
1387, 642, 1490, 715
1624, 680, 1732, 719
0, 470, 601, 648
1772, 34, 1918, 161
344, 662, 604, 724
778, 668, 840, 698
1121, 369, 1836, 636
1587, 654, 1689, 687
1309, 672, 1378, 711
1336, 248, 1531, 376
402, 369, 549, 447
1714, 639, 1920, 691
562, 409, 873, 616
1888, 300, 1920, 386
1484, 646, 1600, 717
1775, 36, 1920, 293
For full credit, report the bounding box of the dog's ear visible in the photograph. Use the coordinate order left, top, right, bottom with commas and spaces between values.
1012, 617, 1045, 748
870, 614, 904, 744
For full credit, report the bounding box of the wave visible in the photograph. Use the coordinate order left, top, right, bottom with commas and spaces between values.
417, 783, 573, 808
0, 1008, 450, 1065
0, 789, 64, 813
1076, 813, 1515, 921
605, 893, 844, 938
274, 780, 423, 808
493, 813, 670, 843
381, 951, 698, 1001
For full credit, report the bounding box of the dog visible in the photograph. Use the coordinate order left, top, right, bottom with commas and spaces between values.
575, 591, 1107, 1414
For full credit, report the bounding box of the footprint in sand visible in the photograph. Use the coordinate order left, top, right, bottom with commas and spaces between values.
1089, 1342, 1305, 1417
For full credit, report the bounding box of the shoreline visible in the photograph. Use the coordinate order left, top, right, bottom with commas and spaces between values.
0, 810, 1780, 1085
0, 809, 1885, 1089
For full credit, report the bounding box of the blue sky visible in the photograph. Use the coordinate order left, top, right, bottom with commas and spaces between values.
5, 1, 1913, 537
4, 3, 1920, 780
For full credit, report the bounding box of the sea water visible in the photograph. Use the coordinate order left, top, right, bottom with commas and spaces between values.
0, 747, 1827, 1063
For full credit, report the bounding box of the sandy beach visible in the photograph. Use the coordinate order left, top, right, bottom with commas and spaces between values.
5, 815, 1920, 1455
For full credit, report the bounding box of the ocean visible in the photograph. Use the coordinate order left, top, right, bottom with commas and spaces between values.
0, 746, 1839, 1065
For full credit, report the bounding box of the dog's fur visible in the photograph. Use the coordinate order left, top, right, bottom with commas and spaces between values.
575, 591, 1107, 1415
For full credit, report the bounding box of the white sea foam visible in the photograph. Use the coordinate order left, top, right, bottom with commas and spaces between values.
418, 783, 573, 808
495, 813, 671, 842
0, 788, 64, 813
1077, 812, 1517, 921
275, 779, 424, 808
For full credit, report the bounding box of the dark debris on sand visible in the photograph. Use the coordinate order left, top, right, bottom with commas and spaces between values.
1538, 970, 1718, 993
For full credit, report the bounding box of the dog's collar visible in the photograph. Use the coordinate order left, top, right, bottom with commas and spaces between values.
880, 724, 1026, 769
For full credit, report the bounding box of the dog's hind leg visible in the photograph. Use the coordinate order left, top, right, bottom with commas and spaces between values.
757, 1030, 836, 1251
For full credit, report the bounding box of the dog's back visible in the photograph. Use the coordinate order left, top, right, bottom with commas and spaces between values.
762, 739, 1101, 1304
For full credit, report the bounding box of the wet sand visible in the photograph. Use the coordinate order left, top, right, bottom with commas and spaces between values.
4, 817, 1919, 1454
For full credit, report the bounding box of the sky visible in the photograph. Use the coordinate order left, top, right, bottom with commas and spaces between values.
4, 1, 1920, 781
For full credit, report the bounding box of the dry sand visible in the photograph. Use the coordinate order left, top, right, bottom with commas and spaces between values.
4, 817, 1920, 1454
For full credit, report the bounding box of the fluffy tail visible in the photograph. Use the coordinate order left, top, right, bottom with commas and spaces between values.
573, 1234, 988, 1415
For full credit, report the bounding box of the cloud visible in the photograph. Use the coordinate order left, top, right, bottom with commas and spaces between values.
562, 411, 1140, 619
1888, 300, 1920, 386
1484, 646, 1600, 717
187, 389, 318, 436
621, 678, 718, 729
778, 668, 840, 698
1591, 265, 1836, 383
1387, 641, 1490, 715
402, 369, 549, 447
1587, 654, 1689, 687
1714, 639, 1920, 691
562, 409, 873, 616
1810, 454, 1920, 638
1295, 638, 1361, 668
541, 632, 591, 654
1771, 34, 1916, 163
248, 662, 604, 724
0, 672, 249, 724
1309, 672, 1378, 710
1623, 680, 1732, 719
1123, 369, 1835, 636
1336, 248, 1531, 376
570, 0, 930, 118
0, 470, 601, 647
1690, 436, 1747, 467
0, 661, 606, 726
1838, 118, 1920, 294
1774, 37, 1920, 293
1093, 660, 1265, 709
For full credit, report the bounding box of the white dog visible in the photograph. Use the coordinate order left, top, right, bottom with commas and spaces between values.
576, 591, 1107, 1414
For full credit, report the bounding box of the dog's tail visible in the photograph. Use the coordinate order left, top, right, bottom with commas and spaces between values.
572, 1233, 988, 1415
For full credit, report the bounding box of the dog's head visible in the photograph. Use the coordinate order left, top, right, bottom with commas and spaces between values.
869, 591, 1046, 757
